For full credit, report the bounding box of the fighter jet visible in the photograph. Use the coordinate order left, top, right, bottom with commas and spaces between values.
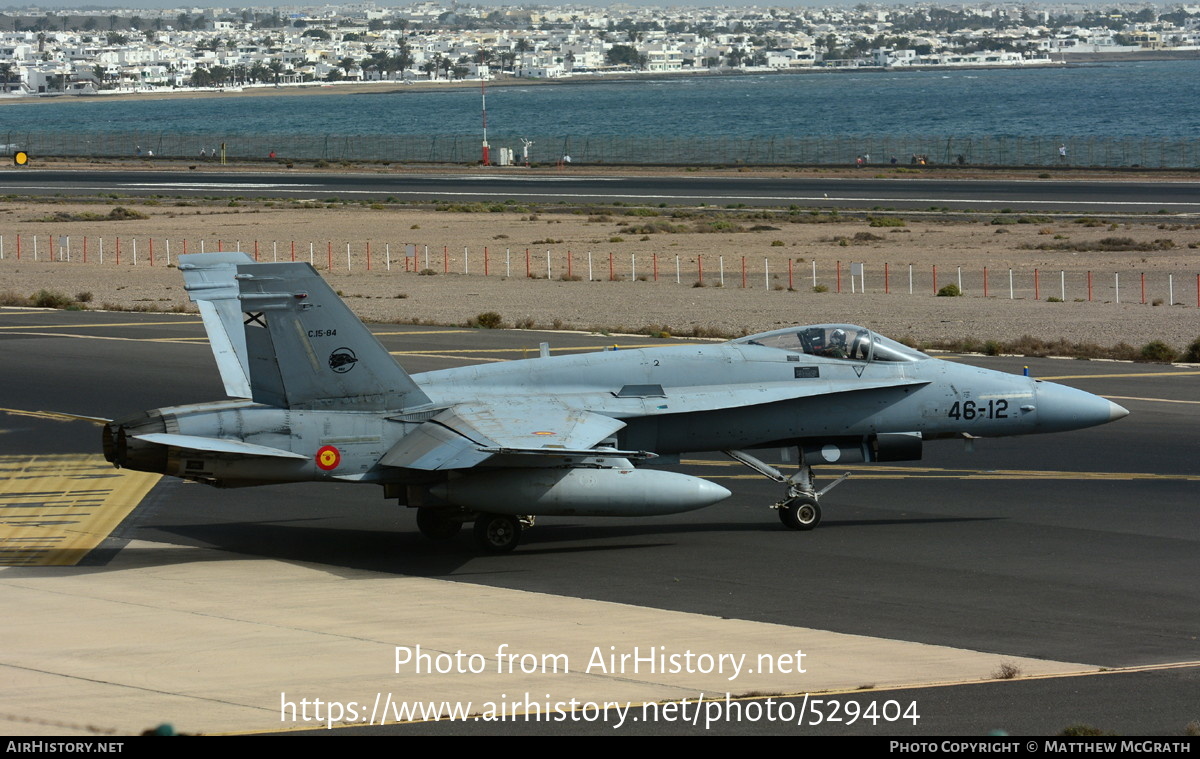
102, 252, 1128, 552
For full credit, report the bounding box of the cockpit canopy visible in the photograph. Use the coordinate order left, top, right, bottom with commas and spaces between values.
732, 324, 929, 363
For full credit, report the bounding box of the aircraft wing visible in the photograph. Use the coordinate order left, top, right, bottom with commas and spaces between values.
380, 399, 631, 471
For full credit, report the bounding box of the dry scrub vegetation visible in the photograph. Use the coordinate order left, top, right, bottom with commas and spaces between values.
1, 194, 1198, 360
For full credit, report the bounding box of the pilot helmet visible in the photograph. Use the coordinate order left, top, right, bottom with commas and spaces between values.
830, 328, 847, 345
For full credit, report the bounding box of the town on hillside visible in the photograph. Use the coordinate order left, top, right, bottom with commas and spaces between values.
0, 2, 1198, 96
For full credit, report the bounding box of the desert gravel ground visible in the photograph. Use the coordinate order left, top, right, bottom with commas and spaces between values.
0, 194, 1197, 353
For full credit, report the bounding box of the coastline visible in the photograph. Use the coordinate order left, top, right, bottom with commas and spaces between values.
0, 54, 1182, 107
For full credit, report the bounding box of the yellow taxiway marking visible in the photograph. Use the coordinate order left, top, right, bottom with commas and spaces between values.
0, 331, 202, 345
1040, 370, 1200, 380
1103, 394, 1200, 405
0, 454, 160, 566
0, 320, 201, 330
0, 407, 106, 424
683, 460, 1200, 482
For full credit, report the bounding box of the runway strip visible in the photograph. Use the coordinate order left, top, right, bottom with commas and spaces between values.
1, 539, 1091, 736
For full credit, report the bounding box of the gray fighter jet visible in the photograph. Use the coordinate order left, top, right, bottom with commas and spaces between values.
102, 252, 1128, 552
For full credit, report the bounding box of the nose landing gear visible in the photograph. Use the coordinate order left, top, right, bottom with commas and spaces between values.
724, 449, 850, 532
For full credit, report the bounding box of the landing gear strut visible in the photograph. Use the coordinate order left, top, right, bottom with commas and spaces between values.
724, 449, 849, 532
472, 513, 535, 553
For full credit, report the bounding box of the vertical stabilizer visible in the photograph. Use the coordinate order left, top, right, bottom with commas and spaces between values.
179, 252, 254, 399
234, 261, 432, 411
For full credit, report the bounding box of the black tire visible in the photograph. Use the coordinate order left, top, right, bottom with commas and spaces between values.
473, 513, 522, 553
778, 497, 821, 531
416, 508, 461, 540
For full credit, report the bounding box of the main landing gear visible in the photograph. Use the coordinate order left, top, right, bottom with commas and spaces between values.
417, 508, 535, 553
724, 450, 850, 532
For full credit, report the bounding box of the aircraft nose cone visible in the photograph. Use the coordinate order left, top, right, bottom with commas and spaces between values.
1035, 382, 1129, 432
1108, 401, 1130, 422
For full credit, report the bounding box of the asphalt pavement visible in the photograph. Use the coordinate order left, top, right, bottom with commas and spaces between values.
1, 309, 1197, 735
2, 168, 1199, 212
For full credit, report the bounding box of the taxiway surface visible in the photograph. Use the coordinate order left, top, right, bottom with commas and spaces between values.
1, 310, 1196, 735
2, 169, 1200, 213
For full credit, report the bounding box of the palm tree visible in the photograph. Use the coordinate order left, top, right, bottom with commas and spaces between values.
266, 58, 285, 85
0, 62, 13, 93
250, 62, 271, 84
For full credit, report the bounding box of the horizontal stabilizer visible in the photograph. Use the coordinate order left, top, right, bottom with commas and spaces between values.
133, 432, 308, 460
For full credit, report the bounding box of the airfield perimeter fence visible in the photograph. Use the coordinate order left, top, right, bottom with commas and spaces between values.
7, 131, 1200, 169
2, 233, 1197, 310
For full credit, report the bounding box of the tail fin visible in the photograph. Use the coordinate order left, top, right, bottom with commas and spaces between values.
179, 253, 431, 411
180, 252, 254, 399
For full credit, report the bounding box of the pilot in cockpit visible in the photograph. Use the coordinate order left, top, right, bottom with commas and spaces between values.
822, 328, 848, 358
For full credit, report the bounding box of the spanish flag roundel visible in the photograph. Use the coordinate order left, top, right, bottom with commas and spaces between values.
315, 445, 341, 471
